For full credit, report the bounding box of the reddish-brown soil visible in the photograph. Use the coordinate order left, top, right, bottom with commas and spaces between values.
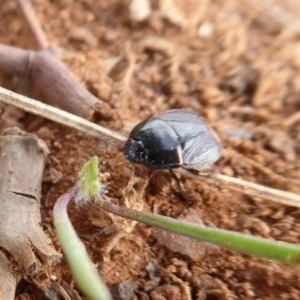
1, 0, 300, 299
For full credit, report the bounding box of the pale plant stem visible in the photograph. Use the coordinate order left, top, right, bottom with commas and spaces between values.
53, 186, 112, 300
179, 170, 300, 208
17, 0, 49, 50
0, 86, 300, 207
0, 86, 125, 145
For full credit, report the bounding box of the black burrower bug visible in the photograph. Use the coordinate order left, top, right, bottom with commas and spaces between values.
124, 109, 222, 174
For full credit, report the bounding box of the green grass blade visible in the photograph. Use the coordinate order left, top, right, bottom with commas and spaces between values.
98, 199, 300, 264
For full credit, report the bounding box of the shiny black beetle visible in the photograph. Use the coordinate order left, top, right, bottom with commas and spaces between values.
124, 110, 222, 173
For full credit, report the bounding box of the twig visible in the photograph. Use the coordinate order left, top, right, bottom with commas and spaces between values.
0, 86, 300, 207
179, 170, 300, 208
0, 86, 124, 145
17, 0, 49, 50
214, 174, 300, 207
223, 149, 300, 194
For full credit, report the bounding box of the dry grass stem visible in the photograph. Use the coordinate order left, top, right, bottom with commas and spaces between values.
1, 86, 300, 207
0, 86, 125, 145
177, 169, 300, 208
17, 0, 49, 50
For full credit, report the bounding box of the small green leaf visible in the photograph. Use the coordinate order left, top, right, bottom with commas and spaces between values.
76, 156, 102, 205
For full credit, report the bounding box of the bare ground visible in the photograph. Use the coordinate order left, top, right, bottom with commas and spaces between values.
1, 0, 300, 299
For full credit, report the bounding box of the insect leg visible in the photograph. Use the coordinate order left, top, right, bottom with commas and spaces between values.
169, 170, 200, 202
